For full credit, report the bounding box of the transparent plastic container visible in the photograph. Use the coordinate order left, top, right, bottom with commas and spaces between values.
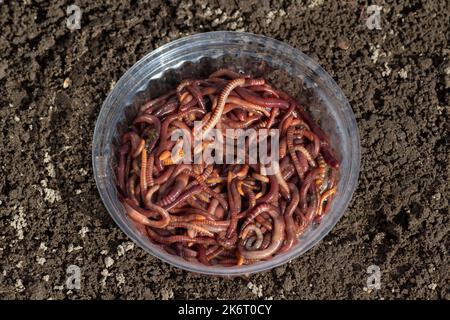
92, 31, 360, 276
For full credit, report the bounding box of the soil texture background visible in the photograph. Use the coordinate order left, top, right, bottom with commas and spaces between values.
0, 0, 448, 299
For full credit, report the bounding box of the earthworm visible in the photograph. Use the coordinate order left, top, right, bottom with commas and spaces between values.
239, 224, 264, 250
116, 69, 340, 266
188, 83, 206, 111
157, 172, 190, 207
196, 245, 210, 265
207, 198, 219, 215
177, 80, 207, 112
134, 114, 161, 152
266, 108, 279, 128
256, 175, 279, 204
294, 128, 320, 158
154, 102, 179, 119
247, 84, 280, 98
287, 126, 306, 179
117, 144, 130, 193
303, 184, 321, 224
192, 219, 230, 233
225, 178, 243, 238
279, 183, 300, 253
123, 196, 170, 228
225, 96, 271, 116
147, 227, 216, 245
316, 186, 337, 218
319, 168, 338, 218
140, 90, 176, 113
236, 87, 289, 109
126, 174, 139, 205
167, 221, 214, 238
140, 148, 148, 199
187, 167, 229, 211
242, 184, 256, 209
202, 78, 246, 135
279, 137, 288, 158
274, 165, 290, 199
209, 68, 245, 79
292, 99, 339, 168
222, 114, 261, 129
299, 167, 327, 211
260, 232, 272, 250
294, 145, 316, 167
153, 165, 175, 185
252, 172, 269, 183
179, 245, 198, 259
146, 152, 155, 187
176, 79, 194, 101
206, 246, 225, 261
122, 131, 145, 158
159, 108, 205, 153
238, 204, 285, 260
216, 230, 238, 250
163, 184, 204, 211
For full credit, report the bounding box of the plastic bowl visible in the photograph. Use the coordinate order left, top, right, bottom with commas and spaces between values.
92, 31, 360, 276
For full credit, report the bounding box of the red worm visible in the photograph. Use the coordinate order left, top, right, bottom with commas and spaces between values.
122, 131, 144, 158
247, 84, 280, 98
209, 68, 246, 79
239, 224, 264, 250
299, 167, 325, 211
225, 96, 271, 116
206, 246, 225, 261
146, 152, 155, 187
238, 204, 285, 260
236, 87, 289, 109
140, 90, 176, 114
187, 83, 206, 111
293, 99, 339, 168
167, 221, 214, 237
134, 114, 161, 152
287, 126, 307, 180
147, 227, 216, 245
140, 148, 148, 199
153, 99, 178, 118
225, 178, 242, 238
123, 196, 170, 228
216, 230, 238, 250
153, 165, 175, 185
279, 183, 300, 253
202, 78, 246, 135
157, 172, 189, 207
117, 144, 130, 193
256, 175, 279, 204
163, 185, 203, 211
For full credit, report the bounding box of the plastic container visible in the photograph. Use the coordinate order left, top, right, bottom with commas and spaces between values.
92, 31, 360, 276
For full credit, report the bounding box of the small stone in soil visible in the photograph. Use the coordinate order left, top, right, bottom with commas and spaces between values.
336, 37, 350, 50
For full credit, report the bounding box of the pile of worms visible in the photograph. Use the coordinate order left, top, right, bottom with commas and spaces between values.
116, 69, 339, 266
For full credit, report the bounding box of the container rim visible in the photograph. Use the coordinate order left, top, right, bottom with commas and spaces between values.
92, 31, 361, 276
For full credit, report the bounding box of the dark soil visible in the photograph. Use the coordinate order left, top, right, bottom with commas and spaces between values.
0, 0, 448, 299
